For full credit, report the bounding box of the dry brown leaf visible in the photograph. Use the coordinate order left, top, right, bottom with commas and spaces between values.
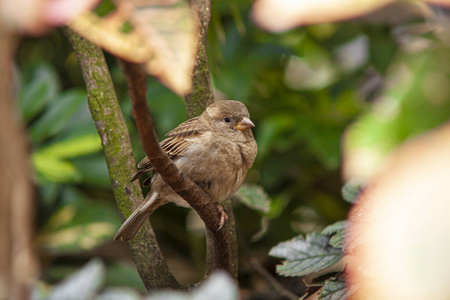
69, 0, 197, 95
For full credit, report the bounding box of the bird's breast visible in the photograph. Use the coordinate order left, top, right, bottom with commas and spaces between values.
177, 136, 247, 202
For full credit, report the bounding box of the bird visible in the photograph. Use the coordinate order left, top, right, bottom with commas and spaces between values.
114, 100, 258, 241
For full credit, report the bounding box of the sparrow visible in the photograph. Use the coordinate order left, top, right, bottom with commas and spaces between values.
114, 100, 258, 241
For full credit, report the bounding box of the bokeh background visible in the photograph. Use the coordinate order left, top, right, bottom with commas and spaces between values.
10, 0, 450, 298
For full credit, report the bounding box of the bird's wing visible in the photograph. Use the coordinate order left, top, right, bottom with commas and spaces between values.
131, 117, 209, 184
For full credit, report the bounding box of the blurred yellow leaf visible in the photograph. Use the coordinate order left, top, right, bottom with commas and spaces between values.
346, 123, 450, 300
251, 0, 394, 32
251, 0, 450, 32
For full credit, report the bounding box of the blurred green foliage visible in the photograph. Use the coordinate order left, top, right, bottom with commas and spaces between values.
15, 0, 450, 298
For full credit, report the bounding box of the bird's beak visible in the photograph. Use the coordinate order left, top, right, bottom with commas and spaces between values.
234, 117, 255, 131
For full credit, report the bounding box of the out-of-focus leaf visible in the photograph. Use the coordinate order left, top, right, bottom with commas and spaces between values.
60, 102, 98, 137
69, 0, 196, 95
269, 233, 342, 277
38, 188, 120, 254
33, 153, 82, 183
320, 275, 347, 300
30, 89, 87, 142
284, 51, 338, 90
39, 181, 61, 208
96, 288, 141, 300
146, 271, 238, 300
343, 48, 450, 180
235, 184, 271, 213
49, 259, 105, 300
19, 63, 60, 121
38, 134, 101, 158
369, 31, 397, 75
33, 134, 102, 183
256, 114, 297, 159
251, 0, 394, 32
31, 281, 52, 300
72, 155, 110, 187
104, 262, 146, 291
341, 180, 366, 203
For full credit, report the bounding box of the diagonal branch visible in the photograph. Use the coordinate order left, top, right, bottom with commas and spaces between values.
63, 27, 181, 290
119, 60, 234, 274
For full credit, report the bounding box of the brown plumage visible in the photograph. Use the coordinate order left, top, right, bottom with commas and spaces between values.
114, 100, 258, 241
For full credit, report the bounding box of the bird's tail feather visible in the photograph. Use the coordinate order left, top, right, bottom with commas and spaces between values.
114, 192, 162, 241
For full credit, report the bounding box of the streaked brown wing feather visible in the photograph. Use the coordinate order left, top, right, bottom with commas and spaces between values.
131, 116, 209, 183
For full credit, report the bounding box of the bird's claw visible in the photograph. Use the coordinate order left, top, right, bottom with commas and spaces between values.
216, 203, 228, 231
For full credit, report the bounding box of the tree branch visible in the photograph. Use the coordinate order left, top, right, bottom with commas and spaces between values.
119, 60, 234, 275
63, 27, 181, 290
185, 0, 215, 117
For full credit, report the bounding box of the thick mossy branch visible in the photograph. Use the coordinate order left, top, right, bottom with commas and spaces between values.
185, 0, 215, 117
63, 27, 181, 290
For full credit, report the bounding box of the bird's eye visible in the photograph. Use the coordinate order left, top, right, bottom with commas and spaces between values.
224, 117, 231, 123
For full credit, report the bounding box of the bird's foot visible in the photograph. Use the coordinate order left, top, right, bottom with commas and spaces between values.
216, 203, 228, 231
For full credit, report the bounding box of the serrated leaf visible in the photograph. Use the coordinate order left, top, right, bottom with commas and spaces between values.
269, 233, 343, 277
236, 184, 271, 213
30, 89, 87, 142
322, 221, 347, 235
19, 64, 60, 121
341, 180, 365, 203
329, 230, 345, 249
49, 259, 105, 300
322, 221, 347, 249
320, 275, 347, 300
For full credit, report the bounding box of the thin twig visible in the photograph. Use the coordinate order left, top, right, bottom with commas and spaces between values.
237, 223, 299, 300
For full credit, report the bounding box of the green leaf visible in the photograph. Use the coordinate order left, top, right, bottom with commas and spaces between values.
48, 259, 105, 300
33, 153, 81, 183
320, 275, 347, 300
72, 155, 110, 187
38, 188, 120, 254
38, 134, 102, 159
322, 221, 347, 235
369, 31, 397, 75
30, 89, 87, 142
329, 231, 345, 249
341, 180, 365, 203
19, 64, 60, 122
269, 233, 343, 277
104, 262, 146, 292
322, 221, 347, 249
235, 184, 271, 213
